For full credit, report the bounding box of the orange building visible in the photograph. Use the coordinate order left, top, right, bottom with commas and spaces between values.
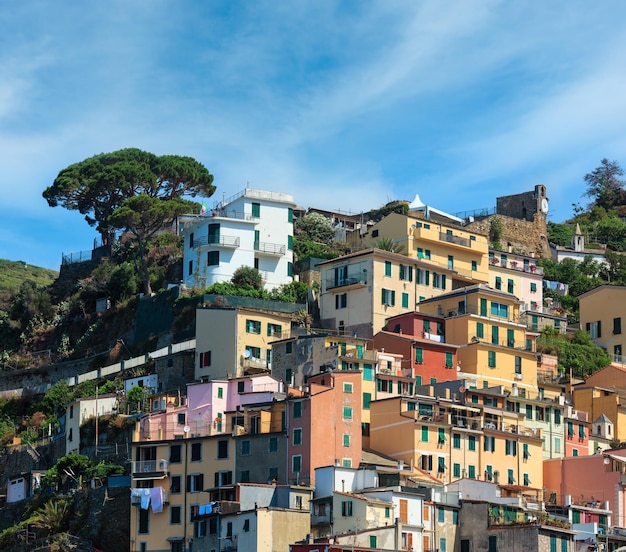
286, 371, 363, 487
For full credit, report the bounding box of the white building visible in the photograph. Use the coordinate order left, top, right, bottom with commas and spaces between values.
65, 394, 118, 455
123, 373, 158, 395
182, 188, 296, 291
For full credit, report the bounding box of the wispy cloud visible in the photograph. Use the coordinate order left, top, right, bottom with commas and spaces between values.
3, 1, 626, 268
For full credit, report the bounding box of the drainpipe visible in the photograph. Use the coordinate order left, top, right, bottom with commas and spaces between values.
184, 439, 188, 551
395, 515, 402, 551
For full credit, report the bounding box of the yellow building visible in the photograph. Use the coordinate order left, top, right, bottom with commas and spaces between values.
369, 393, 543, 491
195, 305, 294, 380
418, 284, 538, 393
347, 211, 490, 283
579, 285, 626, 363
571, 385, 626, 443
318, 248, 475, 338
130, 434, 236, 552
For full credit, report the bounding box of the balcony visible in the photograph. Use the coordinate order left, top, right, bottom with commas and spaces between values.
193, 234, 240, 248
209, 208, 256, 221
521, 304, 566, 317
192, 500, 240, 520
490, 257, 544, 275
439, 232, 469, 248
537, 370, 558, 384
132, 459, 169, 478
222, 535, 238, 551
254, 241, 286, 256
311, 513, 333, 527
242, 357, 268, 372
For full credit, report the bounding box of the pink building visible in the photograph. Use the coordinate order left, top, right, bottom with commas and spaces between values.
544, 450, 626, 528
136, 374, 282, 440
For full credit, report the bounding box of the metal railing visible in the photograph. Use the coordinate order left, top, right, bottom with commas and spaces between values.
193, 234, 240, 248
439, 232, 469, 247
209, 208, 255, 221
132, 459, 169, 474
254, 241, 286, 256
61, 250, 93, 265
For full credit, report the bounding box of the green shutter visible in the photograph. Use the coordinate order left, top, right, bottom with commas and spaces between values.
492, 325, 499, 345
363, 392, 371, 409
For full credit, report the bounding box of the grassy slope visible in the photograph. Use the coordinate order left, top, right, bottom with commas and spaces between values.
0, 259, 58, 311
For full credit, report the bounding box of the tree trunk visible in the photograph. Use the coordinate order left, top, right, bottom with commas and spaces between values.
135, 238, 152, 295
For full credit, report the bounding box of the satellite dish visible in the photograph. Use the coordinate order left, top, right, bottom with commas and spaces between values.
183, 426, 190, 434
242, 349, 251, 358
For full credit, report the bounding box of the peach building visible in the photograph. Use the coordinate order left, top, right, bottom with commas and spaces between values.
285, 370, 363, 487
544, 450, 626, 529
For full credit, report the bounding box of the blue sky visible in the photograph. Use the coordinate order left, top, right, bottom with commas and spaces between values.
3, 1, 626, 270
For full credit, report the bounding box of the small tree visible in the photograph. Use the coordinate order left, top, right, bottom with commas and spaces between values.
231, 266, 263, 290
584, 158, 626, 210
33, 498, 71, 534
489, 216, 504, 250
127, 384, 149, 412
295, 212, 336, 243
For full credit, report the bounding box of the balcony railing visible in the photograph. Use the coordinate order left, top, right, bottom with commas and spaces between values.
137, 419, 228, 441
439, 232, 469, 247
254, 241, 286, 256
132, 459, 169, 476
222, 535, 238, 551
490, 257, 544, 275
521, 304, 565, 317
193, 234, 240, 248
209, 208, 256, 221
311, 514, 333, 526
242, 357, 268, 371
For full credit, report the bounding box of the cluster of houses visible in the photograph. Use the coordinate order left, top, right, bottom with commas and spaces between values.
7, 186, 626, 552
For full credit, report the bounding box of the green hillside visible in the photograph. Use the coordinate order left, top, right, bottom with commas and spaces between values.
0, 259, 58, 310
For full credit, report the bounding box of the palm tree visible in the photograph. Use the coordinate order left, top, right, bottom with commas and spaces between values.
373, 238, 405, 254
33, 498, 70, 534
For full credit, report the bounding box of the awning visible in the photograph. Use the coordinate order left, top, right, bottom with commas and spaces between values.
167, 536, 184, 542
605, 453, 626, 464
132, 474, 168, 481
482, 406, 504, 417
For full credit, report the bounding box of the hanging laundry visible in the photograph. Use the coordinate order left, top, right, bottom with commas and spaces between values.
140, 488, 151, 510
150, 487, 163, 513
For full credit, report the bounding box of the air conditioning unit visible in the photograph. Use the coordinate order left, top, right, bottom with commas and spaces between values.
514, 373, 523, 380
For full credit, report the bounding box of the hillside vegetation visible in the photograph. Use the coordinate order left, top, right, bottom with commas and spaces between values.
0, 260, 57, 312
